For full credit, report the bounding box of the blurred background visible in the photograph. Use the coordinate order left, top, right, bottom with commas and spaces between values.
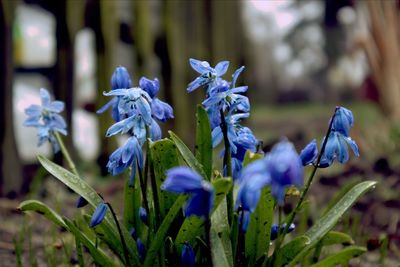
1, 0, 400, 265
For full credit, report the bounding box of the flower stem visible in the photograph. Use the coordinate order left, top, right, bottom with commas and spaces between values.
234, 210, 246, 266
220, 109, 233, 227
138, 161, 150, 219
106, 202, 131, 267
54, 132, 79, 177
270, 107, 338, 265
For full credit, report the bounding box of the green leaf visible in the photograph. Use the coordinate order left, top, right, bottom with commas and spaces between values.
211, 228, 231, 267
195, 105, 212, 180
150, 138, 180, 218
309, 246, 366, 267
168, 131, 207, 179
245, 188, 274, 265
174, 178, 232, 251
123, 179, 137, 230
211, 199, 233, 267
18, 200, 67, 229
287, 180, 377, 266
242, 151, 264, 167
320, 231, 354, 246
37, 155, 140, 265
63, 218, 118, 267
273, 236, 311, 267
143, 195, 188, 267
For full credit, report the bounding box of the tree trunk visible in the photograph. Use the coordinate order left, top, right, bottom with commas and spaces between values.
0, 0, 23, 197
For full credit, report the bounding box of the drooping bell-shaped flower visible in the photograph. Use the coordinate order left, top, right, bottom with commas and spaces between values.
320, 131, 359, 167
265, 140, 304, 205
181, 243, 195, 267
90, 202, 108, 227
136, 238, 146, 262
270, 223, 295, 241
106, 136, 143, 184
299, 139, 318, 166
76, 196, 88, 208
97, 66, 132, 122
139, 207, 148, 225
332, 106, 354, 137
161, 167, 214, 218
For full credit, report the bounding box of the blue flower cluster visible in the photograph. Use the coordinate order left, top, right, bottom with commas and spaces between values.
24, 88, 67, 153
187, 59, 258, 180
99, 66, 174, 183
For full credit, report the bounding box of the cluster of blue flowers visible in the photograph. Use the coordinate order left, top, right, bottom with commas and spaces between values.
24, 88, 67, 153
98, 66, 174, 184
187, 58, 259, 180
235, 106, 359, 232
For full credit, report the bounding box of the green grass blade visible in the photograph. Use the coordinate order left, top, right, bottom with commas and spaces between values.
18, 200, 68, 229
287, 180, 377, 266
168, 131, 207, 179
63, 218, 118, 267
309, 246, 366, 267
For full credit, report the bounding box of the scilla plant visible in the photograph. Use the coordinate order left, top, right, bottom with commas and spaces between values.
18, 60, 376, 267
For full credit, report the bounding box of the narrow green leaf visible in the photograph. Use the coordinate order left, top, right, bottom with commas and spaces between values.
273, 236, 311, 267
18, 200, 67, 229
150, 138, 180, 218
245, 188, 274, 265
309, 246, 366, 267
123, 179, 136, 230
175, 178, 233, 251
74, 237, 86, 267
211, 199, 233, 267
63, 218, 118, 267
168, 131, 207, 178
195, 105, 212, 180
211, 228, 231, 267
287, 180, 377, 266
37, 155, 140, 265
143, 195, 188, 267
320, 231, 354, 246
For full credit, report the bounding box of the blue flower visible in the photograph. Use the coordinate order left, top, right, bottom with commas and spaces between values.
150, 119, 162, 141
265, 140, 303, 205
235, 160, 271, 213
332, 106, 354, 137
181, 243, 195, 267
320, 131, 359, 167
187, 58, 229, 92
140, 77, 174, 123
270, 223, 295, 241
129, 227, 137, 240
299, 139, 318, 166
76, 196, 88, 208
106, 136, 143, 184
136, 238, 146, 262
212, 112, 250, 154
161, 167, 214, 218
24, 88, 67, 152
97, 66, 132, 122
90, 202, 108, 227
238, 210, 251, 232
236, 139, 303, 210
139, 207, 148, 225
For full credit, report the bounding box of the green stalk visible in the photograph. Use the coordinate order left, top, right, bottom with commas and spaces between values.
106, 202, 131, 267
269, 107, 338, 266
55, 132, 79, 177
204, 217, 213, 265
219, 109, 233, 226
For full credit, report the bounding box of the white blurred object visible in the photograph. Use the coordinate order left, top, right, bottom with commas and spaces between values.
73, 109, 99, 161
74, 29, 97, 104
13, 75, 52, 162
15, 4, 56, 67
338, 7, 356, 26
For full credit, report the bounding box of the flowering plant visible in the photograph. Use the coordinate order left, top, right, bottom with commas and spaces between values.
18, 60, 376, 267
